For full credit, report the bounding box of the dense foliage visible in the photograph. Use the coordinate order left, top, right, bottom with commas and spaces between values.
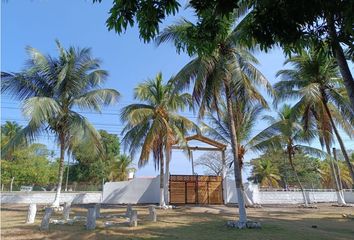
249, 149, 353, 189
93, 0, 239, 54
69, 130, 123, 184
1, 144, 58, 190
249, 150, 322, 189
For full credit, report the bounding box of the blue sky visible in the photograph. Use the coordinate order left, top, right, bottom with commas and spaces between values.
1, 0, 353, 180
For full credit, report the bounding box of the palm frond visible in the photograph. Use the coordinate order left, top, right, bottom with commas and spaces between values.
72, 89, 120, 112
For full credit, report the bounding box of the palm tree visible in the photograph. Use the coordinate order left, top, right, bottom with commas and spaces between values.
109, 154, 133, 181
320, 160, 353, 189
250, 158, 281, 188
201, 101, 264, 170
1, 121, 24, 160
254, 105, 325, 206
1, 41, 120, 207
275, 47, 354, 184
201, 101, 267, 206
157, 15, 272, 225
1, 121, 22, 141
121, 73, 197, 207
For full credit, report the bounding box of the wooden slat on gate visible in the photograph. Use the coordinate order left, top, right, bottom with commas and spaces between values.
169, 175, 223, 205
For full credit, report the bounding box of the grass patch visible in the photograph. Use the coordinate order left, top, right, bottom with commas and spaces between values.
1, 204, 353, 240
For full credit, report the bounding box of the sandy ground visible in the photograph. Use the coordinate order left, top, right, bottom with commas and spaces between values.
1, 203, 354, 240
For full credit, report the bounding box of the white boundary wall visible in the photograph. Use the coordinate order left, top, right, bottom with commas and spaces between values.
2, 177, 354, 204
226, 179, 354, 204
102, 177, 354, 205
103, 177, 160, 204
1, 192, 102, 204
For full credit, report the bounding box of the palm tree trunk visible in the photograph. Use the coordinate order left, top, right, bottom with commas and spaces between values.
323, 101, 354, 185
164, 147, 171, 204
65, 157, 70, 191
325, 145, 346, 205
159, 150, 166, 207
224, 80, 247, 225
52, 132, 65, 207
288, 148, 308, 206
221, 150, 228, 204
326, 14, 354, 111
333, 148, 344, 191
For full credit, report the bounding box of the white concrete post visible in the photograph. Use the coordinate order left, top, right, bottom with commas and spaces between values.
63, 202, 71, 220
86, 207, 96, 230
148, 206, 157, 222
26, 203, 37, 224
95, 204, 101, 219
129, 210, 138, 227
40, 207, 53, 231
126, 204, 132, 217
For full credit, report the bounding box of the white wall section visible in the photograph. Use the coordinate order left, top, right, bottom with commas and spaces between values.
2, 177, 354, 205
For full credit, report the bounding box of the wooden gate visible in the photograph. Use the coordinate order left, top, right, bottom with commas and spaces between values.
169, 175, 223, 204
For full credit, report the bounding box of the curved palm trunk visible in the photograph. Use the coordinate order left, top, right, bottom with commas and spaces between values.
52, 133, 65, 207
323, 101, 354, 185
333, 148, 344, 191
159, 151, 166, 207
224, 80, 247, 224
325, 146, 346, 205
326, 14, 354, 111
288, 149, 308, 206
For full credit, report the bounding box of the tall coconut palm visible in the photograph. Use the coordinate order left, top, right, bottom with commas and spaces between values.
1, 121, 22, 141
1, 41, 120, 207
250, 158, 281, 188
1, 121, 25, 160
201, 101, 264, 170
275, 47, 354, 185
121, 73, 197, 207
157, 16, 272, 225
107, 154, 134, 181
201, 101, 267, 206
254, 105, 325, 206
320, 160, 353, 189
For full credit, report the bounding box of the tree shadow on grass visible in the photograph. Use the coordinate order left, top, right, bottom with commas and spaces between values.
2, 205, 354, 240
16, 214, 354, 240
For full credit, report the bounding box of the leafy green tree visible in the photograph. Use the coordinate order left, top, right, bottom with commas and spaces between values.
246, 0, 354, 110
99, 130, 121, 157
1, 144, 58, 189
93, 0, 239, 53
121, 72, 197, 206
1, 41, 120, 207
70, 130, 121, 184
93, 0, 354, 106
157, 14, 272, 225
275, 47, 354, 183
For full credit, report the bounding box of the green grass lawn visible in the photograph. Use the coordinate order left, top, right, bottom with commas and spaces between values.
1, 204, 353, 240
